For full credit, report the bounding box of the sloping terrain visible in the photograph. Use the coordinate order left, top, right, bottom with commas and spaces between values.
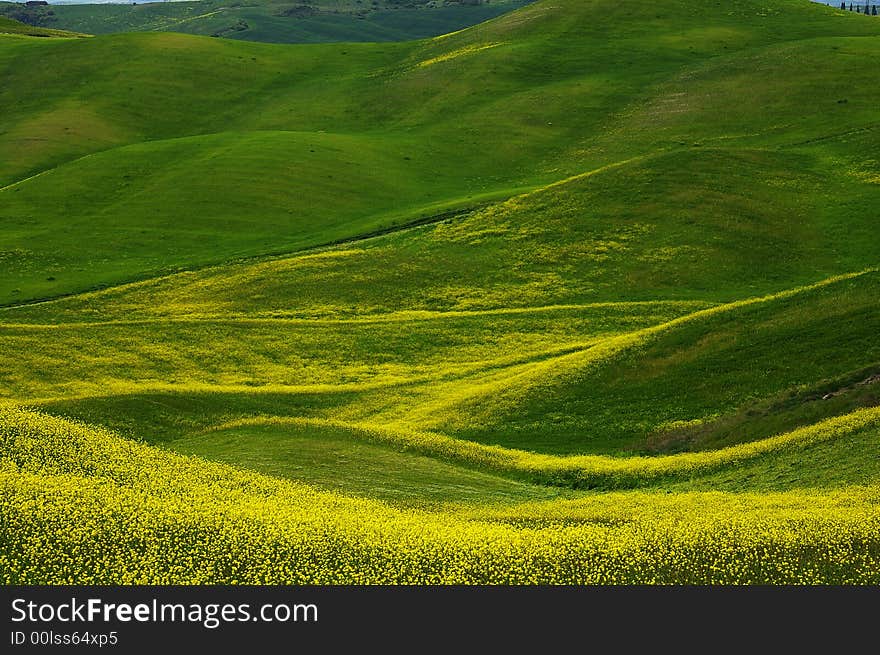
0, 14, 86, 36
2, 1, 879, 304
1, 0, 880, 584
3, 406, 880, 584
0, 1, 533, 44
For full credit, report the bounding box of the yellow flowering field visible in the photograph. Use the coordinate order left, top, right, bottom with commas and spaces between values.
3, 407, 879, 584
3, 0, 880, 587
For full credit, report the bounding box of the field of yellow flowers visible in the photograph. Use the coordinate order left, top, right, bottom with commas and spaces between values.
2, 238, 879, 585
2, 227, 879, 585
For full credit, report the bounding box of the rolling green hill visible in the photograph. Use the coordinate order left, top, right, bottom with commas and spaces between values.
5, 406, 880, 583
2, 0, 880, 584
0, 13, 86, 36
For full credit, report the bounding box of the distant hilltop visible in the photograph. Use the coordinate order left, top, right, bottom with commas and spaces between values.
0, 0, 532, 41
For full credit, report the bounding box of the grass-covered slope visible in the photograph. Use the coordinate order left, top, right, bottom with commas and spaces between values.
2, 0, 880, 584
3, 407, 880, 584
0, 14, 86, 37
0, 0, 533, 44
0, 129, 525, 302
3, 269, 878, 458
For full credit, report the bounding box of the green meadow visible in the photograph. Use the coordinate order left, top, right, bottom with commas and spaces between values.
0, 0, 533, 43
2, 0, 880, 583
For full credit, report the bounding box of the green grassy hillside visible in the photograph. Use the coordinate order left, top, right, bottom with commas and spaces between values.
0, 13, 86, 36
0, 0, 533, 43
1, 0, 879, 305
2, 0, 880, 584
